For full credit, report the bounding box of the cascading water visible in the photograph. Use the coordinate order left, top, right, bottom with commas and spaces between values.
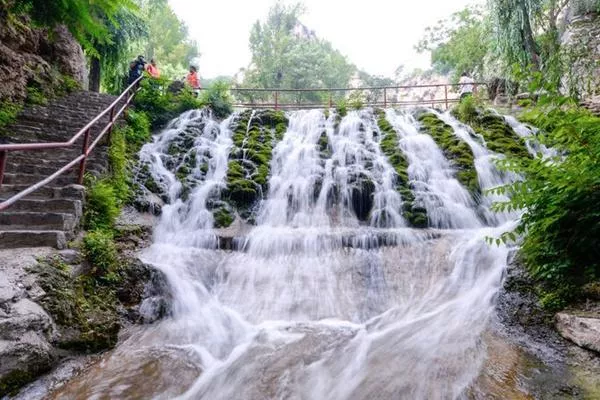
384, 109, 481, 229
49, 107, 526, 400
434, 111, 519, 226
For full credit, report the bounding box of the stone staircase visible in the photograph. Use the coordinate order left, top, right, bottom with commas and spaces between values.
0, 91, 123, 249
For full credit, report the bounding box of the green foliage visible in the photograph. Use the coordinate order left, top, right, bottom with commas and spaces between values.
83, 229, 119, 279
335, 98, 347, 117
0, 100, 21, 130
84, 179, 120, 231
199, 81, 234, 119
348, 91, 365, 110
491, 97, 600, 307
108, 126, 130, 203
125, 109, 152, 147
243, 2, 355, 103
416, 5, 490, 81
453, 95, 479, 124
25, 85, 47, 106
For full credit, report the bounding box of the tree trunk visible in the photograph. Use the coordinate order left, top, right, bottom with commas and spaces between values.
89, 57, 101, 92
519, 0, 540, 70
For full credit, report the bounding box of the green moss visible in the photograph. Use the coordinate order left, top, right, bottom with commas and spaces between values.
318, 130, 331, 158
27, 256, 120, 353
0, 369, 39, 398
213, 207, 234, 228
0, 100, 21, 132
452, 106, 530, 159
417, 112, 480, 196
25, 85, 48, 106
224, 110, 288, 213
376, 109, 427, 227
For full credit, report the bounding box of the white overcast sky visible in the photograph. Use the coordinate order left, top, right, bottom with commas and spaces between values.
169, 0, 483, 79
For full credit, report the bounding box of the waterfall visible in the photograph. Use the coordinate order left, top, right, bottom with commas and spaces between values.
52, 107, 527, 400
384, 109, 481, 229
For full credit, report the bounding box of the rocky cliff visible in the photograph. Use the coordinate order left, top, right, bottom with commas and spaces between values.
0, 12, 87, 105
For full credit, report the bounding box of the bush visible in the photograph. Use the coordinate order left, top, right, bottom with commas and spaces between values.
0, 100, 21, 129
199, 80, 233, 119
83, 229, 118, 279
335, 98, 348, 117
108, 127, 130, 203
453, 95, 478, 123
492, 95, 600, 307
125, 110, 151, 147
84, 179, 120, 231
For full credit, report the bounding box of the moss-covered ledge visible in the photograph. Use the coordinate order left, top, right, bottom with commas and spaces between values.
224, 109, 288, 223
375, 109, 427, 227
416, 111, 480, 196
452, 102, 530, 159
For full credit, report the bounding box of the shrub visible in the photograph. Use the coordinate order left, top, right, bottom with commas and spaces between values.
125, 110, 151, 147
199, 80, 233, 119
492, 95, 600, 307
453, 95, 478, 123
82, 229, 118, 279
0, 100, 21, 129
84, 179, 120, 231
108, 127, 130, 203
335, 98, 348, 117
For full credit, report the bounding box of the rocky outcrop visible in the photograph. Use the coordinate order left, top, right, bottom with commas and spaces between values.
0, 216, 170, 397
0, 14, 86, 104
561, 11, 600, 97
556, 312, 600, 354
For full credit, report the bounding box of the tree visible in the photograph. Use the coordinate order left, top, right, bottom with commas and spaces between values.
243, 2, 356, 102
90, 7, 147, 92
416, 6, 491, 82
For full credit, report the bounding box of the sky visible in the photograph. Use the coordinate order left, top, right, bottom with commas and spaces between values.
169, 0, 483, 79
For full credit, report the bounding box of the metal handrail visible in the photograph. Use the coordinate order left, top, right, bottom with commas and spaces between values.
224, 82, 488, 110
0, 75, 144, 211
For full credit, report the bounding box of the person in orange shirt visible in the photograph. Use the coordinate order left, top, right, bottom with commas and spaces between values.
186, 65, 201, 90
146, 58, 160, 78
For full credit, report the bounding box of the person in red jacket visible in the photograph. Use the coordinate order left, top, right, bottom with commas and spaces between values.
146, 58, 160, 78
186, 66, 201, 90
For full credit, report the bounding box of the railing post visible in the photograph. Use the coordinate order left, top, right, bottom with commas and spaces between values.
444, 85, 449, 110
77, 128, 91, 185
274, 91, 279, 110
107, 105, 116, 144
384, 88, 387, 108
0, 151, 6, 188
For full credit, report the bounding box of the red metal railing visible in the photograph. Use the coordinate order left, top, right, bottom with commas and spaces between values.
227, 82, 487, 110
0, 76, 143, 211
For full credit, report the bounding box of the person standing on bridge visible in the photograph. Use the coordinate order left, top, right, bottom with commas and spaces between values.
459, 72, 475, 102
186, 65, 201, 91
146, 58, 160, 78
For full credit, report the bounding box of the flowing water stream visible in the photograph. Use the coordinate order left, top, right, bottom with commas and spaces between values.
44, 108, 575, 399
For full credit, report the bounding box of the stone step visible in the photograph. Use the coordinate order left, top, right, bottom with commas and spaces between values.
0, 198, 82, 216
9, 147, 109, 162
2, 173, 80, 186
4, 161, 105, 177
5, 155, 109, 170
0, 212, 77, 231
0, 230, 67, 249
0, 184, 84, 201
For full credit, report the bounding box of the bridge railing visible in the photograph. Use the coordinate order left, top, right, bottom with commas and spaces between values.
0, 76, 144, 211
225, 82, 488, 110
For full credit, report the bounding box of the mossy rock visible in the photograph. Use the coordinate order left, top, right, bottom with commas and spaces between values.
453, 107, 530, 159
223, 110, 288, 216
27, 257, 120, 353
213, 207, 235, 228
375, 109, 427, 227
416, 112, 480, 196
